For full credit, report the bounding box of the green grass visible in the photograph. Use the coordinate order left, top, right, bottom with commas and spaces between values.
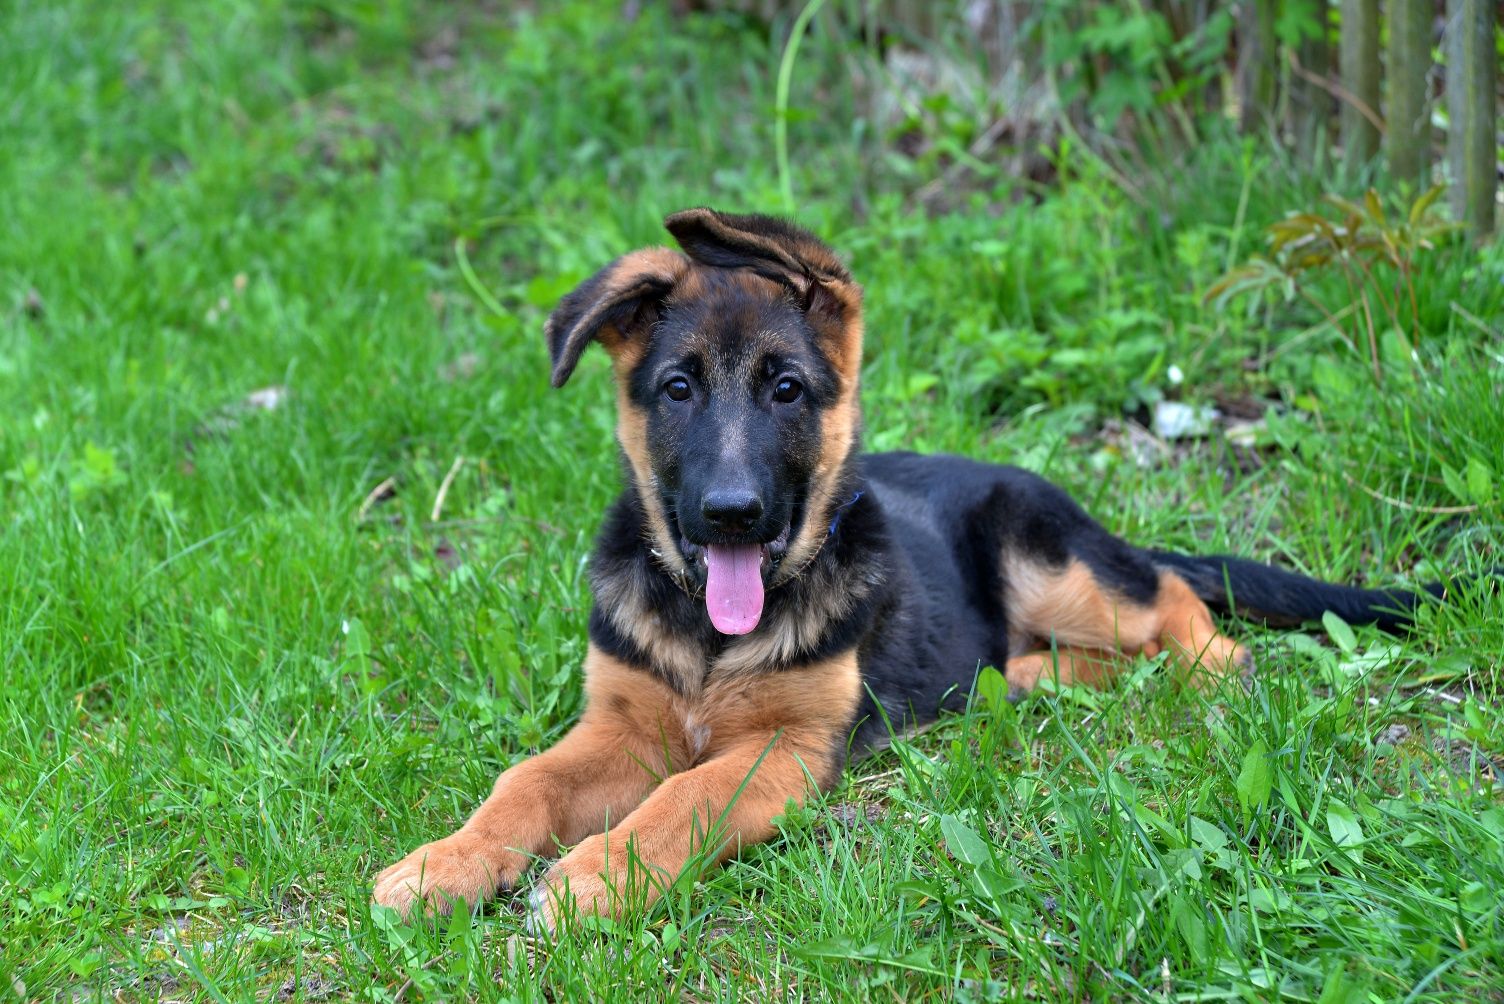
3, 1, 1503, 1000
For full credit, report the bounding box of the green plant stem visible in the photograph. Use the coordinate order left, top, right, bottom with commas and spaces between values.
1296, 289, 1362, 358
775, 0, 830, 216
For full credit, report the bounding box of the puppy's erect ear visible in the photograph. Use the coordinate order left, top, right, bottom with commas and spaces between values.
663, 208, 863, 381
544, 247, 688, 388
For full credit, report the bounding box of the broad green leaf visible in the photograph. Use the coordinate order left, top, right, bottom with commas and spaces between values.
971, 866, 1021, 902
222, 865, 251, 897
792, 935, 864, 959
1442, 464, 1469, 505
1322, 611, 1357, 653
1461, 881, 1490, 914
905, 373, 940, 397
1236, 739, 1273, 816
1175, 899, 1210, 960
1409, 184, 1445, 226
1163, 847, 1203, 883
1326, 800, 1364, 862
1189, 815, 1229, 852
1311, 356, 1355, 399
83, 441, 119, 480
1324, 194, 1367, 220
975, 666, 1007, 709
794, 938, 944, 976
940, 814, 992, 868
1465, 457, 1494, 505
343, 618, 372, 658
1316, 958, 1370, 1004
1247, 885, 1291, 913
1233, 736, 1269, 817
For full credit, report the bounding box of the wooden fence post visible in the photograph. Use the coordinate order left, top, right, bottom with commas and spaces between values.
1293, 1, 1336, 165
1386, 0, 1432, 190
1339, 0, 1381, 167
1446, 0, 1498, 239
1238, 0, 1280, 133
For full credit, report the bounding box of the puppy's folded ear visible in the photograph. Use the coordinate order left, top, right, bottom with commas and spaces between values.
663, 207, 851, 289
664, 208, 863, 381
544, 248, 688, 388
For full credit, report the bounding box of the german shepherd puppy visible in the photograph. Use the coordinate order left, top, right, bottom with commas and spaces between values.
374, 208, 1460, 929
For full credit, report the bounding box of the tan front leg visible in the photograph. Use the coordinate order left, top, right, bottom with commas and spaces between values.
373, 649, 687, 917
528, 731, 828, 928
527, 649, 861, 929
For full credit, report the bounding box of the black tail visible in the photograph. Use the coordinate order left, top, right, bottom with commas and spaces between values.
1147, 552, 1469, 632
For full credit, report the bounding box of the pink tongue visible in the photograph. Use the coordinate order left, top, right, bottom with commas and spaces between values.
704, 544, 765, 635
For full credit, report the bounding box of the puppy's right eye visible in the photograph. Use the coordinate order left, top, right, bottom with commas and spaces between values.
664, 377, 692, 402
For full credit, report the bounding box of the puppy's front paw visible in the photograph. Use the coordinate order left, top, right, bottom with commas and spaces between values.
525, 836, 617, 934
372, 835, 514, 919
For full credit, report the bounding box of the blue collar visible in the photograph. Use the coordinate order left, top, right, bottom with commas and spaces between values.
827, 490, 865, 536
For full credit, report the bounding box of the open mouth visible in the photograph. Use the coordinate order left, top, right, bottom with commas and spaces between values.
678, 525, 790, 578
676, 523, 792, 637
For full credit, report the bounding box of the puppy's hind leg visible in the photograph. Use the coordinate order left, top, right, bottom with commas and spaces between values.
1001, 552, 1165, 695
1004, 645, 1136, 697
1001, 554, 1250, 695
1151, 571, 1254, 689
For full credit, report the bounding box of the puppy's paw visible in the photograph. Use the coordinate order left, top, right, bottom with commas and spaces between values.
1232, 645, 1257, 688
1180, 637, 1256, 694
372, 836, 513, 919
525, 836, 618, 934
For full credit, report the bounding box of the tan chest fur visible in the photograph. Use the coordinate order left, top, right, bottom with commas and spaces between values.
581, 645, 862, 775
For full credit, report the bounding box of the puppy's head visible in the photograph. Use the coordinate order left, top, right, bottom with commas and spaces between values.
545, 208, 863, 635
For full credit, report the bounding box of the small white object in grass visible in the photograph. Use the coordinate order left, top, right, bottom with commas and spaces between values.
524, 886, 552, 936
1224, 419, 1265, 447
244, 385, 288, 411
1151, 400, 1219, 439
342, 619, 350, 635
1167, 364, 1184, 386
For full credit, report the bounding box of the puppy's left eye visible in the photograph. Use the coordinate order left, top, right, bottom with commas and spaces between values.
772, 378, 803, 404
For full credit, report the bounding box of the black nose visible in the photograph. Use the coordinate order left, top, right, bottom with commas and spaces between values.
701, 488, 764, 534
